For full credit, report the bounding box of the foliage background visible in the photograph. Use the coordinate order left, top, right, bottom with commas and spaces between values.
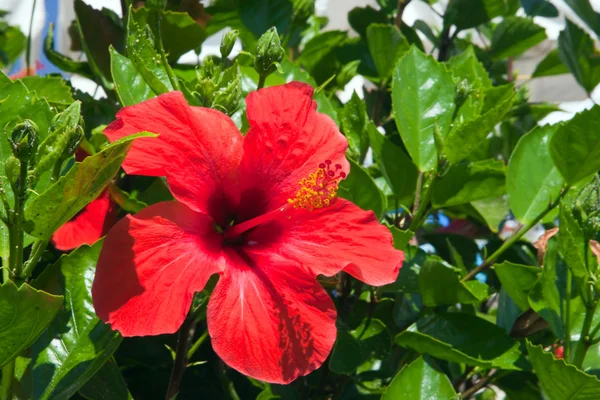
3, 0, 600, 399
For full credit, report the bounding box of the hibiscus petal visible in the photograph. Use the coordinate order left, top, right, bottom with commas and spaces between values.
208, 250, 336, 384
238, 82, 349, 220
104, 92, 243, 224
51, 190, 116, 251
246, 198, 403, 286
92, 201, 224, 336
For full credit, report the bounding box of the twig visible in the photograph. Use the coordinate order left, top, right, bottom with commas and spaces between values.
165, 316, 197, 400
461, 370, 496, 399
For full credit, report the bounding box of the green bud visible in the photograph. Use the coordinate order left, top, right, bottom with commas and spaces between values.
254, 27, 284, 78
220, 30, 239, 59
9, 120, 39, 162
292, 0, 315, 24
454, 79, 471, 112
4, 156, 21, 193
60, 125, 84, 161
212, 64, 242, 116
572, 175, 600, 239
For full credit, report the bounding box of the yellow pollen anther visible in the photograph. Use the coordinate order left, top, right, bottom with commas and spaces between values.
287, 161, 346, 211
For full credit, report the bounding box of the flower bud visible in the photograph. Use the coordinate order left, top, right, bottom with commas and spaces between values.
212, 65, 242, 116
9, 120, 39, 163
220, 30, 239, 59
60, 125, 84, 161
254, 27, 284, 78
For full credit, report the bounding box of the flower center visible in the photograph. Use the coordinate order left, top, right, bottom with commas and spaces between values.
222, 160, 345, 241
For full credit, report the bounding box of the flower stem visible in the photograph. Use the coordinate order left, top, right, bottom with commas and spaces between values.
408, 175, 434, 232
9, 160, 29, 284
257, 74, 266, 90
565, 267, 572, 361
165, 316, 197, 400
1, 360, 15, 400
22, 239, 49, 278
572, 293, 598, 368
461, 188, 568, 282
187, 330, 209, 360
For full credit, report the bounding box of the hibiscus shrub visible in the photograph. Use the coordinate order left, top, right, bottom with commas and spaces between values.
2, 0, 600, 399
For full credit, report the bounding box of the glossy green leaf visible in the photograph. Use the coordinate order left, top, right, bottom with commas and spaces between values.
25, 133, 152, 240
527, 342, 600, 399
0, 26, 26, 66
444, 84, 515, 164
110, 46, 155, 106
0, 281, 63, 367
31, 242, 122, 400
491, 17, 546, 60
419, 258, 489, 306
339, 158, 386, 218
74, 0, 124, 80
395, 312, 527, 370
471, 196, 509, 233
78, 357, 132, 400
366, 23, 409, 78
432, 159, 506, 207
558, 21, 600, 94
508, 124, 565, 225
532, 49, 569, 78
340, 91, 369, 160
495, 261, 541, 311
367, 123, 418, 203
564, 0, 600, 38
392, 46, 456, 171
18, 76, 74, 106
444, 0, 519, 31
550, 106, 600, 185
132, 8, 206, 62
329, 319, 392, 374
389, 225, 413, 251
127, 20, 173, 95
447, 46, 492, 92
381, 357, 456, 400
558, 193, 588, 280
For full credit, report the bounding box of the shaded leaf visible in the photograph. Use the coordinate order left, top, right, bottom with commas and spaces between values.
495, 261, 541, 311
558, 21, 600, 94
339, 158, 386, 218
491, 16, 546, 60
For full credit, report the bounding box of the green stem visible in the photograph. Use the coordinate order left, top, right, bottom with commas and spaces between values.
26, 0, 38, 76
565, 267, 573, 361
8, 161, 28, 284
22, 239, 49, 278
461, 188, 568, 282
408, 175, 434, 232
589, 320, 600, 342
257, 74, 266, 90
165, 316, 197, 400
187, 330, 209, 360
1, 360, 15, 400
572, 295, 598, 368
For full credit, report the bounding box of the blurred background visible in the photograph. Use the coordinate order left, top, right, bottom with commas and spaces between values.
1, 0, 600, 123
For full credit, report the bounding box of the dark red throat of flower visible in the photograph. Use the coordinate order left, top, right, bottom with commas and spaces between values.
223, 160, 346, 240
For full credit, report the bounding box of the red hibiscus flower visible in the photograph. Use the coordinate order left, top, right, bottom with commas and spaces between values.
51, 150, 117, 251
92, 82, 403, 384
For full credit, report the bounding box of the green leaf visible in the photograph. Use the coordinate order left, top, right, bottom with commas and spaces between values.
494, 261, 541, 311
132, 8, 206, 62
392, 46, 456, 171
522, 0, 558, 17
550, 105, 600, 185
491, 16, 546, 60
558, 21, 600, 94
78, 357, 132, 400
419, 258, 490, 306
447, 46, 492, 91
444, 84, 515, 164
74, 0, 124, 81
18, 76, 74, 106
508, 124, 565, 225
110, 46, 155, 106
348, 6, 388, 37
367, 123, 418, 203
329, 319, 392, 374
389, 225, 413, 251
0, 281, 63, 367
43, 23, 94, 80
532, 49, 569, 78
127, 20, 174, 95
381, 356, 456, 400
564, 0, 600, 38
471, 196, 509, 233
444, 0, 519, 31
296, 30, 346, 78
340, 92, 369, 160
384, 246, 425, 293
0, 26, 26, 66
31, 242, 122, 400
366, 23, 410, 78
558, 193, 588, 280
339, 158, 386, 218
395, 312, 527, 370
526, 342, 600, 399
25, 133, 152, 240
432, 159, 506, 207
